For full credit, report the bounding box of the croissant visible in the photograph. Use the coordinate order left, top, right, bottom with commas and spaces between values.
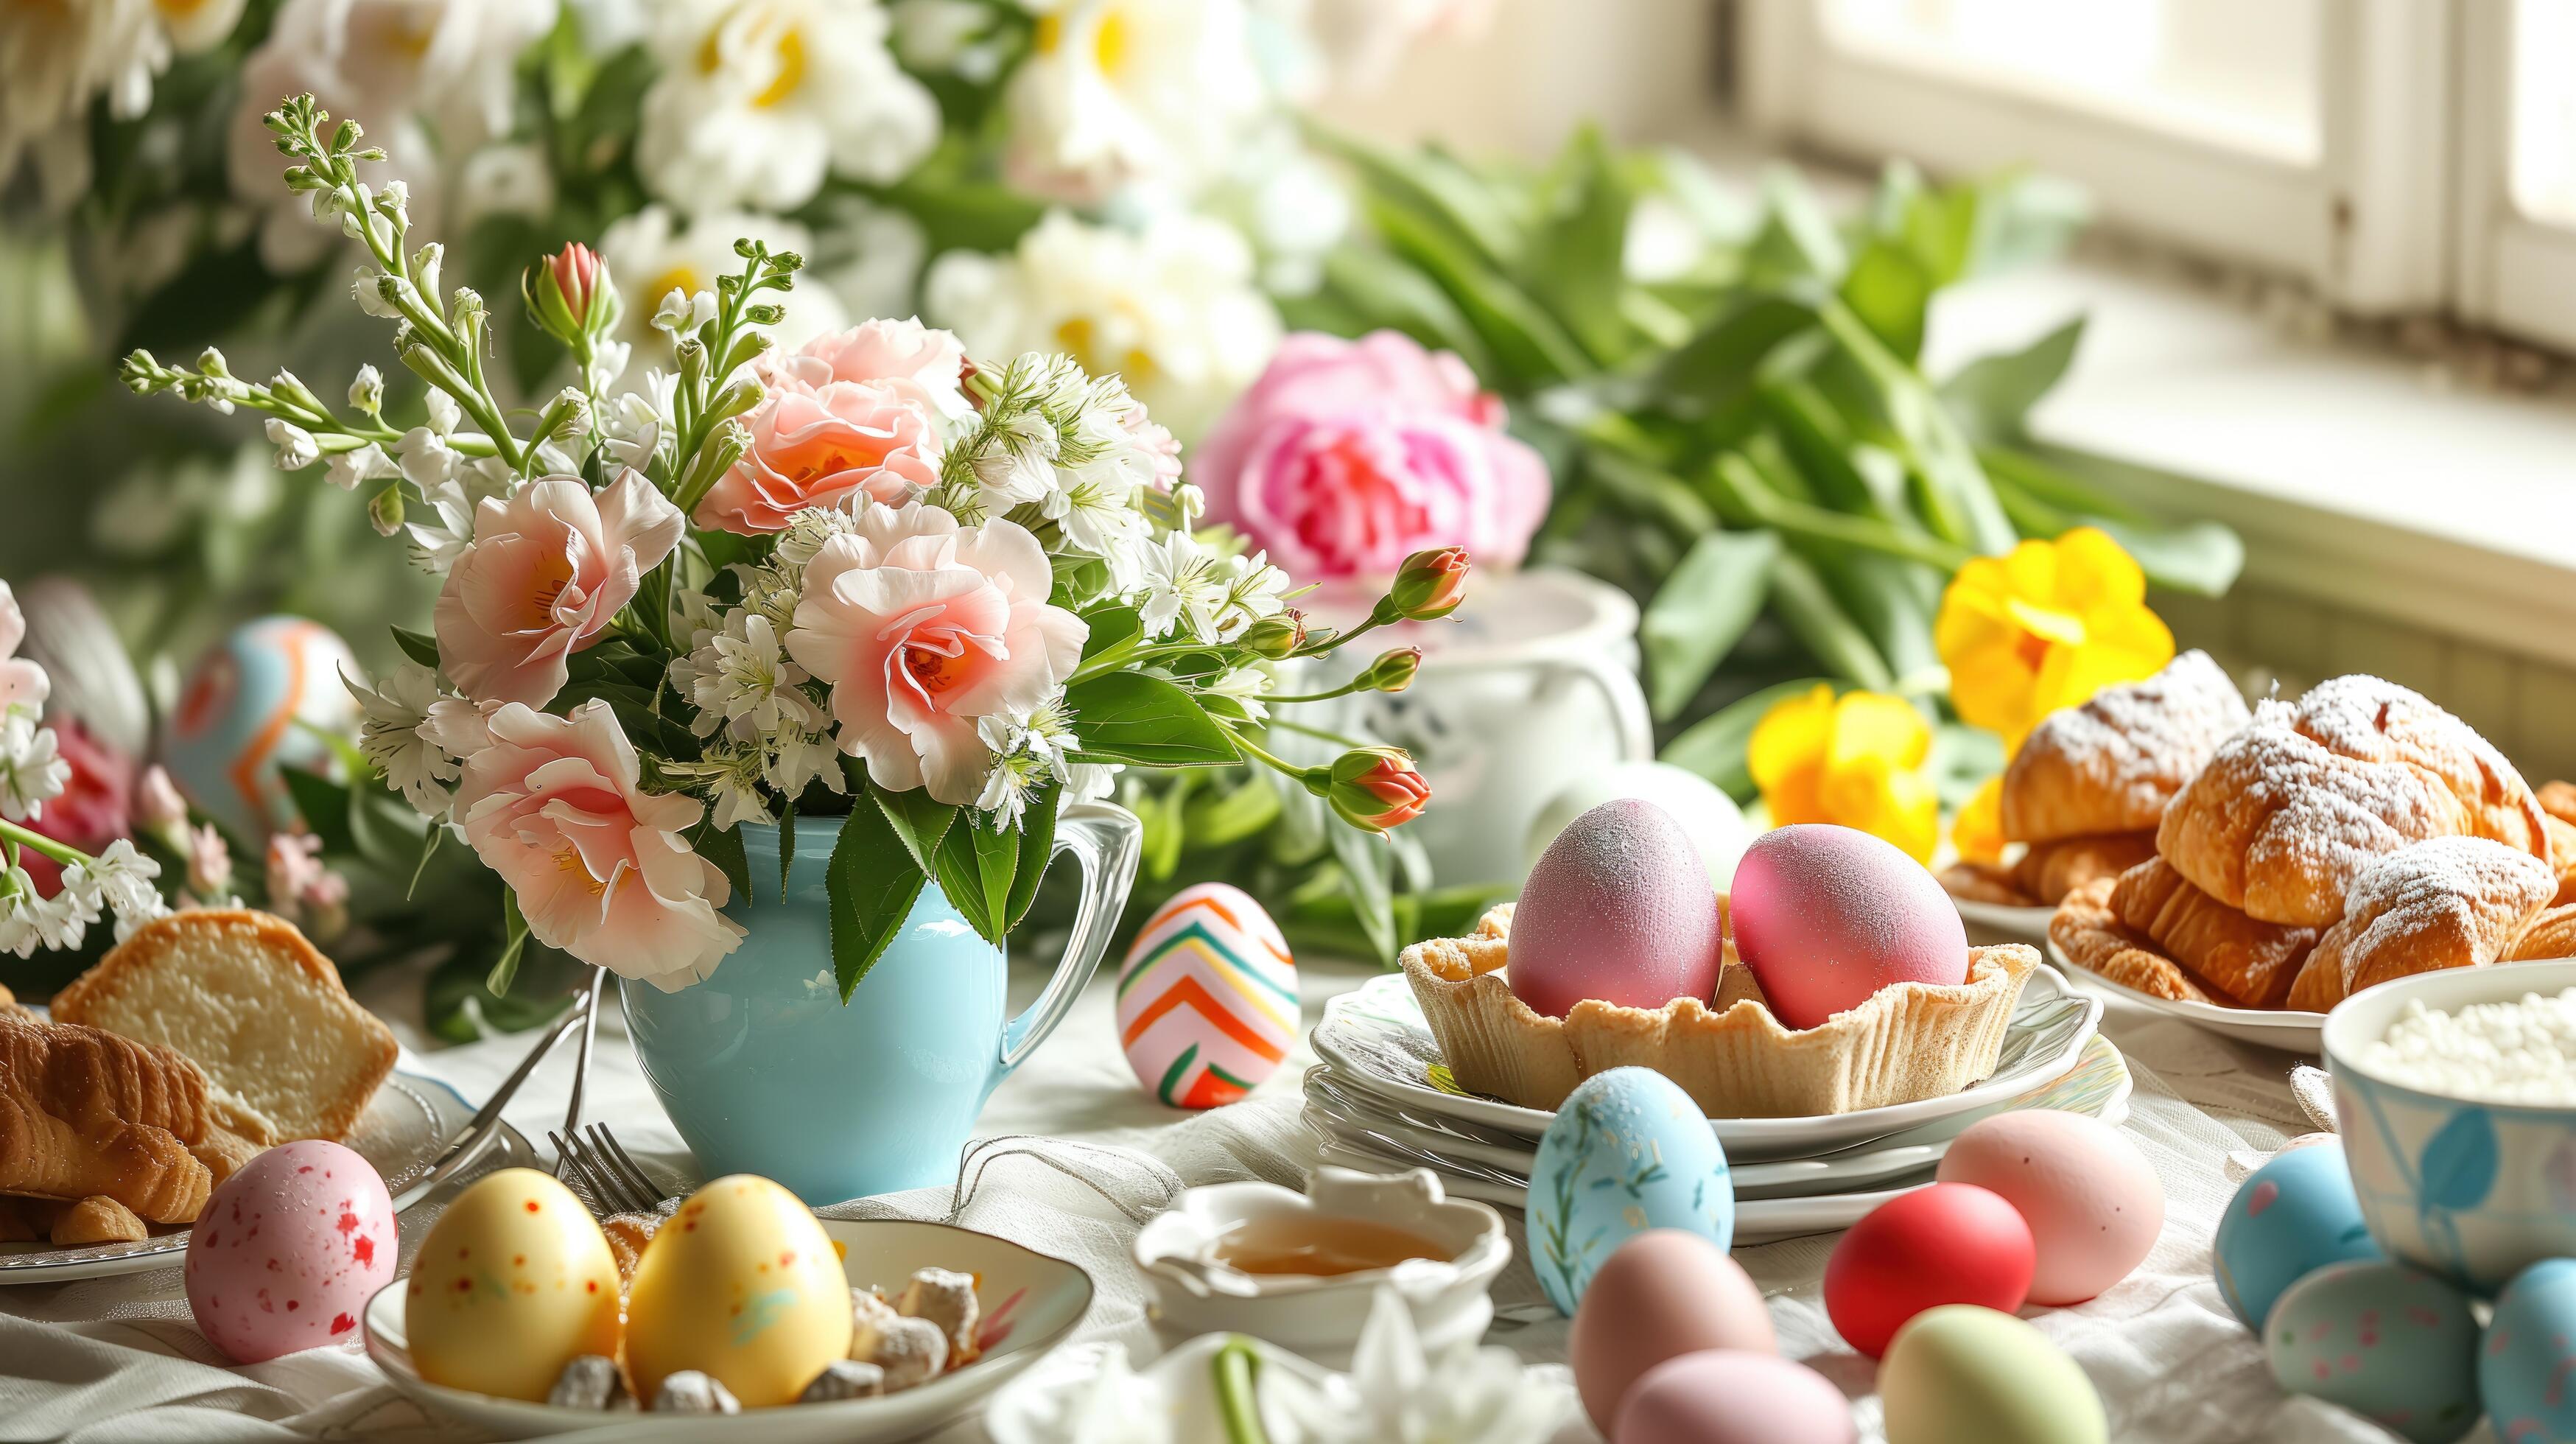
2285, 836, 2556, 1011
2002, 651, 2250, 842
2013, 833, 2158, 908
2110, 858, 2317, 1009
0, 1009, 234, 1224
2049, 877, 2214, 1003
2288, 676, 2549, 858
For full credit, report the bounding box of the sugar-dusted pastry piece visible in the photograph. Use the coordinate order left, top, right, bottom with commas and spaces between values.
2158, 701, 2468, 927
799, 1360, 886, 1403
2110, 858, 2316, 1009
650, 1370, 740, 1415
51, 1194, 147, 1246
896, 1267, 980, 1364
2048, 877, 2215, 1003
2507, 902, 2576, 961
2289, 676, 2549, 859
2288, 836, 2557, 1011
548, 1354, 625, 1411
2013, 833, 2159, 908
850, 1289, 948, 1390
600, 1211, 659, 1286
0, 1008, 221, 1224
2544, 815, 2576, 906
2003, 650, 2250, 842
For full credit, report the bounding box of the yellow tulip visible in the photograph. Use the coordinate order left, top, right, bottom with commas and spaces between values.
1749, 684, 1940, 863
1934, 527, 2175, 752
1952, 774, 2007, 864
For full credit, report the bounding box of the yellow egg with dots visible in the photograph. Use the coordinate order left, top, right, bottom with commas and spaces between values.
404, 1169, 620, 1402
625, 1174, 853, 1406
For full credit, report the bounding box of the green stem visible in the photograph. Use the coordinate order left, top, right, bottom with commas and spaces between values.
1270, 717, 1368, 749
1067, 639, 1221, 684
1224, 728, 1316, 781
1212, 1337, 1268, 1444
0, 819, 89, 868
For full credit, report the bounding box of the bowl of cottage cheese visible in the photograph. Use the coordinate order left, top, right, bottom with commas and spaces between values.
2324, 960, 2576, 1291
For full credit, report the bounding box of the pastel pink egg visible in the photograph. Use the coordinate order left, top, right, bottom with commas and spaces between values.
1509, 799, 1724, 1019
186, 1140, 396, 1364
1936, 1110, 2163, 1305
1570, 1230, 1775, 1431
1729, 824, 1967, 1029
1614, 1350, 1857, 1444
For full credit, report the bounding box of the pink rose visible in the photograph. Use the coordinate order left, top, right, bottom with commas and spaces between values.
435, 470, 684, 708
785, 503, 1087, 805
1194, 330, 1548, 580
693, 376, 949, 536
454, 700, 745, 990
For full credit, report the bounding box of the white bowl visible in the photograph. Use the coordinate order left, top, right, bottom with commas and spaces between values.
1132, 1168, 1506, 1363
364, 1218, 1092, 1440
2323, 958, 2576, 1292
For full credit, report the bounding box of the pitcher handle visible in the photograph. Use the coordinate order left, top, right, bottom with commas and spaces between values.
1546, 651, 1656, 763
998, 800, 1144, 1074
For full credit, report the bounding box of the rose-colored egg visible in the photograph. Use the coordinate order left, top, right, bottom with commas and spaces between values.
1730, 824, 1968, 1029
1935, 1110, 2163, 1305
1615, 1350, 1857, 1444
185, 1140, 396, 1364
1823, 1183, 2034, 1359
1570, 1230, 1775, 1430
1509, 799, 1724, 1019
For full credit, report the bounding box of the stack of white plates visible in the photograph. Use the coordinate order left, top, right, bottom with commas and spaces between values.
1302, 966, 2131, 1245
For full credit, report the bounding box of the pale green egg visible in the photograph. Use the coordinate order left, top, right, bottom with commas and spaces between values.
1880, 1305, 2106, 1444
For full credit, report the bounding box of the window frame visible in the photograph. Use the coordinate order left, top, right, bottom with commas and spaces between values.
2452, 0, 2576, 351
1734, 0, 2450, 314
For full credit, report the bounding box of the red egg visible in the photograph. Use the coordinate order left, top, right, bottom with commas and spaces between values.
1509, 799, 1724, 1019
1730, 824, 1968, 1029
1822, 1183, 2034, 1359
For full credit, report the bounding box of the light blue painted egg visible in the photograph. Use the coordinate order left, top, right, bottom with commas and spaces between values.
2484, 1258, 2576, 1443
2266, 1261, 2482, 1443
2214, 1140, 2380, 1331
164, 616, 359, 841
1526, 1067, 1733, 1315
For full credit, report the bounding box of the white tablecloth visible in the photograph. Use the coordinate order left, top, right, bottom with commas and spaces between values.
0, 949, 2466, 1443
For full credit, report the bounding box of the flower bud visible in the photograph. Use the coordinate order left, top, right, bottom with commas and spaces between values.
348, 364, 383, 414
1240, 611, 1308, 660
1305, 746, 1431, 833
1387, 547, 1470, 621
368, 484, 404, 537
524, 241, 616, 342
1361, 646, 1423, 694
134, 765, 189, 839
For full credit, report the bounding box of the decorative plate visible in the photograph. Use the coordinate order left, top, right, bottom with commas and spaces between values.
2047, 939, 2326, 1054
1310, 964, 2102, 1160
1302, 1157, 1941, 1246
0, 1072, 533, 1284
365, 1218, 1093, 1440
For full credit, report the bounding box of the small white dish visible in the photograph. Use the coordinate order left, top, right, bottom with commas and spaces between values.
364, 1217, 1092, 1440
2048, 939, 2326, 1054
1132, 1168, 1506, 1364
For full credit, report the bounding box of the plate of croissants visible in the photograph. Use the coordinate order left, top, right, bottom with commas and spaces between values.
2001, 656, 2576, 1053
1, 908, 527, 1282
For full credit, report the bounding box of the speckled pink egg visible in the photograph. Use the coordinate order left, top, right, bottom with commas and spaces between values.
186, 1140, 396, 1363
1729, 824, 1967, 1029
1936, 1110, 2163, 1305
1509, 798, 1724, 1019
1615, 1350, 1857, 1444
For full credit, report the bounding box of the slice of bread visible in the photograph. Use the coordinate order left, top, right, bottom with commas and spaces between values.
52, 909, 398, 1144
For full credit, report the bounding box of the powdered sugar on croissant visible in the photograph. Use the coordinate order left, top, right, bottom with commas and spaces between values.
2288, 835, 2556, 1009
2002, 650, 2250, 842
2284, 676, 2549, 859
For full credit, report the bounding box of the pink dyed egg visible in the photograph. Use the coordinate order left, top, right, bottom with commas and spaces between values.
1509, 799, 1723, 1019
186, 1140, 396, 1363
1937, 1110, 2163, 1305
1570, 1230, 1775, 1431
1615, 1350, 1857, 1444
1730, 824, 1967, 1029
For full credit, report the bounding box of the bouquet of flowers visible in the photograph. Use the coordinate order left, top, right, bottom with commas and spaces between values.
115, 95, 1447, 998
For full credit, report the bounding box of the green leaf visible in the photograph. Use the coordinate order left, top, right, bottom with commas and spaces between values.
488, 889, 530, 996
1651, 294, 1817, 419
871, 783, 958, 874
1319, 246, 1496, 376
1004, 784, 1061, 929
1078, 603, 1144, 664
827, 802, 926, 1001
1660, 678, 1830, 803
391, 625, 441, 670
1744, 167, 1849, 284
1311, 125, 1523, 269
1326, 820, 1398, 967
1983, 446, 2245, 595
1368, 197, 1591, 388
1642, 530, 1780, 720
776, 799, 796, 901
2091, 516, 2246, 597
1818, 300, 2018, 555
931, 811, 1018, 945
1524, 125, 1636, 364
1821, 553, 1945, 692
279, 767, 356, 855
1180, 771, 1283, 850
406, 821, 444, 902
1064, 673, 1240, 766
695, 817, 752, 903
1941, 316, 2087, 443
1771, 552, 1895, 690
1839, 239, 1932, 363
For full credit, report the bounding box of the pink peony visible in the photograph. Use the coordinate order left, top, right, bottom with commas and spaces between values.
1193, 330, 1548, 580
785, 503, 1087, 805
453, 700, 745, 990
435, 470, 684, 708
695, 320, 972, 536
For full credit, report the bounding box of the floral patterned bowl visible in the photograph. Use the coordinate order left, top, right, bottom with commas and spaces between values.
2324, 958, 2576, 1294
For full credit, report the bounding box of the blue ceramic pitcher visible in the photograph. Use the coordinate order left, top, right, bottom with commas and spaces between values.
620, 802, 1141, 1204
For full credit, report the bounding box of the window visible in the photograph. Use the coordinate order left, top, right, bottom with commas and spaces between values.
2457, 0, 2576, 350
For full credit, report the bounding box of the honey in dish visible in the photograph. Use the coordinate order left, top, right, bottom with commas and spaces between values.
1210, 1215, 1452, 1277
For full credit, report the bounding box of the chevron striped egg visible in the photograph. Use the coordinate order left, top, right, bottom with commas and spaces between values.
1116, 883, 1299, 1109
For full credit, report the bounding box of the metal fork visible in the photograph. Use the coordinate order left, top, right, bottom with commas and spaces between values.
553, 1122, 671, 1215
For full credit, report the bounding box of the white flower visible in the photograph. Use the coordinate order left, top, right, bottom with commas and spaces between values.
351, 266, 408, 319
652, 286, 716, 336
455, 141, 556, 228
928, 210, 1281, 441
0, 714, 68, 823
265, 418, 320, 472
1, 0, 245, 186
598, 206, 846, 390
635, 0, 938, 213
774, 504, 863, 569
86, 838, 169, 939
1203, 665, 1271, 724
976, 754, 1033, 833
674, 611, 827, 743
345, 661, 462, 814
418, 693, 500, 760
424, 388, 462, 438
1002, 0, 1266, 207
348, 365, 384, 413
1217, 548, 1290, 638
603, 370, 675, 470
1134, 530, 1229, 642
404, 479, 476, 572
765, 727, 846, 801
33, 863, 99, 952
663, 743, 773, 831
326, 441, 397, 492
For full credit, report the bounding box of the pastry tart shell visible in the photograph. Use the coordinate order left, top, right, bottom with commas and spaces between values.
1397, 903, 2038, 1117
